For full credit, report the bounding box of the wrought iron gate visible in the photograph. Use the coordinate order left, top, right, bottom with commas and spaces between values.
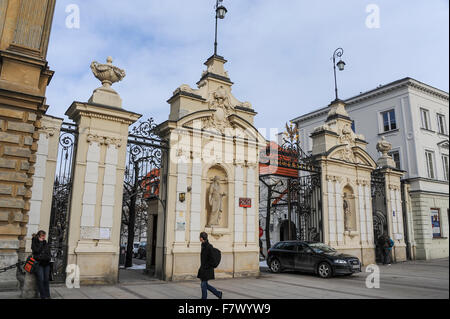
48, 122, 78, 282
121, 119, 168, 268
259, 123, 322, 247
371, 169, 387, 263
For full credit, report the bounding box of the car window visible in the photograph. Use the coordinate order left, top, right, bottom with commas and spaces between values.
309, 243, 337, 253
283, 242, 297, 251
296, 243, 306, 252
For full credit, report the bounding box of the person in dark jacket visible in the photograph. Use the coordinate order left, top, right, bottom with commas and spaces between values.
381, 233, 394, 266
197, 232, 222, 300
31, 230, 52, 299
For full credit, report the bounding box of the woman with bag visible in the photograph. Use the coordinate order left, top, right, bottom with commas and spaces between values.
31, 230, 52, 299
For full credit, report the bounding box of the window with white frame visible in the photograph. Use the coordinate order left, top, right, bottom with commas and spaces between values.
381, 110, 397, 132
442, 154, 449, 182
389, 150, 401, 170
425, 150, 436, 179
437, 114, 448, 135
420, 108, 431, 130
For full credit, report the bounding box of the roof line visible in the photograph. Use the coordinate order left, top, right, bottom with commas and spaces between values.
291, 77, 449, 123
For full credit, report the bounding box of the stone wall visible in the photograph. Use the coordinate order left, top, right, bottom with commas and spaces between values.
410, 191, 449, 260
0, 107, 39, 288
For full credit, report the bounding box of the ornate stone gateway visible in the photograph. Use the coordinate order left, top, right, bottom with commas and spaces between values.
155, 54, 266, 281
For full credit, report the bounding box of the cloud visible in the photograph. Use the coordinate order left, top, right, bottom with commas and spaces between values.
45, 0, 449, 137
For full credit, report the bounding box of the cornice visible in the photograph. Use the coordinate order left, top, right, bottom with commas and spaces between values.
293, 78, 449, 124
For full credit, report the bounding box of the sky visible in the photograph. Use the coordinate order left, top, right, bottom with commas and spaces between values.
45, 0, 449, 138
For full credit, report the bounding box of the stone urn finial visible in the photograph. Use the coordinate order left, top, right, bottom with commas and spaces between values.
90, 57, 126, 89
376, 137, 396, 168
376, 136, 392, 157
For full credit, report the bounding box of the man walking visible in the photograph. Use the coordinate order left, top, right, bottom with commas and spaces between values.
197, 232, 223, 300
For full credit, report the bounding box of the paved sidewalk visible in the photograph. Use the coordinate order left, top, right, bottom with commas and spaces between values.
0, 258, 448, 299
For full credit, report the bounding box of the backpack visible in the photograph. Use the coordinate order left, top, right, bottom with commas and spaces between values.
389, 239, 394, 248
211, 247, 221, 268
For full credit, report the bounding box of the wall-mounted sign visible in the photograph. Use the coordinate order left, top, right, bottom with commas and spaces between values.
239, 198, 252, 208
431, 209, 441, 238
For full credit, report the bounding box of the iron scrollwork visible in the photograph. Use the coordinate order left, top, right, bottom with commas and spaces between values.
48, 122, 78, 283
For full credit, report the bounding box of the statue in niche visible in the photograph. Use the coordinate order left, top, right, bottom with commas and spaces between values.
208, 176, 227, 226
343, 192, 352, 231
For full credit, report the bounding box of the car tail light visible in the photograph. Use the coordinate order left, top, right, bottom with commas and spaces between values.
267, 249, 271, 254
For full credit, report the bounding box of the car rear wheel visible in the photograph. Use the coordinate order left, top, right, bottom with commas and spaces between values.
317, 262, 332, 278
270, 259, 282, 273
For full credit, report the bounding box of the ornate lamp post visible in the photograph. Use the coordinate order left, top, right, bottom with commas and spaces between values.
332, 48, 346, 101
214, 0, 228, 56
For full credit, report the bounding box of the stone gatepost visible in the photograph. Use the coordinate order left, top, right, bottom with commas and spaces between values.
311, 99, 377, 265
65, 58, 141, 285
376, 138, 407, 262
156, 55, 265, 281
25, 115, 63, 251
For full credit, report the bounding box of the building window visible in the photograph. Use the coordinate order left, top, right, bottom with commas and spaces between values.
425, 151, 435, 179
437, 114, 447, 135
389, 151, 401, 170
420, 108, 431, 130
431, 209, 441, 238
442, 155, 449, 182
382, 110, 397, 132
351, 121, 356, 133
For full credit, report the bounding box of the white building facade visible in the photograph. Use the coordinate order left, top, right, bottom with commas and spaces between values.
292, 78, 449, 260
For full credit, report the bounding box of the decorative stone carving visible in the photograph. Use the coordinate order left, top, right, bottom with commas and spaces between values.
376, 137, 396, 168
377, 137, 392, 156
314, 124, 331, 133
203, 86, 236, 133
40, 125, 57, 138
87, 134, 123, 148
339, 123, 357, 147
90, 57, 126, 88
207, 176, 227, 226
343, 193, 352, 231
88, 57, 126, 108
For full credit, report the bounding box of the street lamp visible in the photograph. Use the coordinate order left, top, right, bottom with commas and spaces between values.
214, 0, 228, 56
332, 48, 346, 101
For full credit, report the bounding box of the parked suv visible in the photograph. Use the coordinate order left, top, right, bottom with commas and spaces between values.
267, 241, 361, 278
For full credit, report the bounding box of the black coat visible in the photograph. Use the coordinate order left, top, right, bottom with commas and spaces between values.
31, 236, 51, 266
197, 241, 215, 281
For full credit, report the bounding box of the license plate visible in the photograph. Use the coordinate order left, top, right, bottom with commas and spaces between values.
352, 265, 360, 269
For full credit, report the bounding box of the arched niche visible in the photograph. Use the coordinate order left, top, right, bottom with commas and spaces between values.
342, 185, 357, 232
205, 165, 229, 228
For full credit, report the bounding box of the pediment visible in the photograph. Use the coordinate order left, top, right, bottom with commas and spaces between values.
177, 111, 264, 144
328, 145, 376, 168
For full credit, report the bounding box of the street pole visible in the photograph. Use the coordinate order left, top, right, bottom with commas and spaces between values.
214, 0, 218, 55
332, 48, 344, 101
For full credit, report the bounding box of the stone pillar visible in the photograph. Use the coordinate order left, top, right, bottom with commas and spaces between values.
381, 168, 407, 262
65, 58, 141, 285
376, 138, 407, 262
0, 0, 56, 290
312, 99, 377, 265
25, 115, 63, 252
